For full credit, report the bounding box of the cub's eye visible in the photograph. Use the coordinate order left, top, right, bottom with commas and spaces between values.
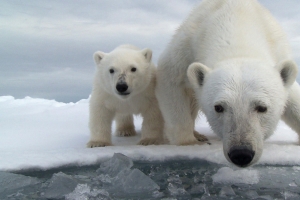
131, 67, 137, 72
214, 105, 224, 113
256, 106, 267, 113
109, 69, 114, 74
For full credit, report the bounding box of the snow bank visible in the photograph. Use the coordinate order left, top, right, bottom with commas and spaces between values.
0, 96, 299, 171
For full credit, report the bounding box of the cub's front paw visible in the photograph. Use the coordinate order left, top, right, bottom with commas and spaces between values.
86, 141, 112, 148
138, 138, 162, 146
116, 129, 136, 137
179, 138, 206, 146
194, 131, 209, 142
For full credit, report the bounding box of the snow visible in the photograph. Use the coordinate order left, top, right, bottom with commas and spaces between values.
212, 167, 259, 185
0, 95, 299, 172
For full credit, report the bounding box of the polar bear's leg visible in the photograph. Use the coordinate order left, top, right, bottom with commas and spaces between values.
87, 105, 114, 147
138, 100, 164, 145
281, 82, 300, 144
189, 90, 208, 142
156, 75, 203, 145
115, 114, 136, 137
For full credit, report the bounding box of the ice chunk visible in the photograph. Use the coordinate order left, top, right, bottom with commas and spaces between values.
152, 190, 164, 198
167, 175, 189, 196
219, 185, 235, 197
168, 183, 188, 196
123, 169, 159, 193
189, 183, 206, 195
167, 175, 182, 184
0, 171, 40, 194
43, 172, 78, 199
282, 191, 300, 200
212, 167, 259, 185
289, 181, 298, 187
244, 190, 259, 199
258, 195, 273, 200
97, 153, 133, 177
200, 185, 211, 200
95, 174, 112, 184
66, 184, 110, 200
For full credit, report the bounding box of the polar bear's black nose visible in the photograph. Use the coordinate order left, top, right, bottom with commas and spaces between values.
228, 147, 255, 167
116, 83, 128, 93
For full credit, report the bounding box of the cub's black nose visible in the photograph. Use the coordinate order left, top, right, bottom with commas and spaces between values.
228, 147, 255, 167
116, 83, 128, 93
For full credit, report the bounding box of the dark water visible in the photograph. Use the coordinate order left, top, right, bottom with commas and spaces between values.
1, 154, 300, 200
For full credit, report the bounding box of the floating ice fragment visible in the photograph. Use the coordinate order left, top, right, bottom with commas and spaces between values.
282, 191, 300, 200
244, 190, 259, 199
96, 174, 112, 184
258, 195, 273, 200
189, 183, 206, 195
200, 185, 211, 200
289, 181, 298, 187
292, 166, 300, 171
44, 172, 78, 199
0, 171, 40, 194
168, 182, 188, 196
66, 184, 110, 200
212, 167, 259, 185
152, 190, 164, 198
167, 175, 182, 184
117, 168, 160, 194
97, 153, 133, 177
219, 185, 235, 197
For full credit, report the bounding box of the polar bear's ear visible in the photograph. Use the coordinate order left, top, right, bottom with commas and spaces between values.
187, 62, 211, 88
141, 48, 152, 62
276, 60, 298, 88
93, 51, 106, 65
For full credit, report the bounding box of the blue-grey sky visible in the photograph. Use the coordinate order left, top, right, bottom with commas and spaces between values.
1, 0, 300, 102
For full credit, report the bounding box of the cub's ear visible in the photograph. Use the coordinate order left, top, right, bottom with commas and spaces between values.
187, 62, 211, 88
276, 60, 298, 88
93, 51, 106, 65
141, 48, 152, 62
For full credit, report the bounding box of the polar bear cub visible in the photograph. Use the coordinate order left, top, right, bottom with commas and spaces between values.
157, 0, 300, 167
87, 45, 164, 147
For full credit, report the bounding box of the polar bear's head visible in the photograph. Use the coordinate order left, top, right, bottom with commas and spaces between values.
93, 46, 153, 100
187, 59, 298, 167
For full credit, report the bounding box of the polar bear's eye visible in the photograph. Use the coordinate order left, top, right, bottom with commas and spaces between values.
214, 105, 224, 113
256, 106, 267, 113
109, 69, 114, 74
131, 67, 137, 72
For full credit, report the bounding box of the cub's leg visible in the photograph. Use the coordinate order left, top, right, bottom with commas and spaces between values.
87, 102, 114, 148
115, 114, 136, 137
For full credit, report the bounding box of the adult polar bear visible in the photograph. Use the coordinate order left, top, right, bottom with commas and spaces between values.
156, 0, 300, 167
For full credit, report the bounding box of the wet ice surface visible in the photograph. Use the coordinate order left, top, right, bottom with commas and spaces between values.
1, 153, 300, 200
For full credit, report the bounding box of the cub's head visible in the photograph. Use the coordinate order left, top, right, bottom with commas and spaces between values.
187, 60, 298, 167
93, 46, 153, 100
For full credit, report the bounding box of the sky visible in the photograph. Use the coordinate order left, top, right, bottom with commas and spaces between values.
1, 0, 300, 103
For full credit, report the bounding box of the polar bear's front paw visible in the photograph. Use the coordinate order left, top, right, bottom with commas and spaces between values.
116, 129, 136, 137
194, 131, 209, 142
179, 136, 206, 146
86, 141, 112, 148
138, 138, 162, 146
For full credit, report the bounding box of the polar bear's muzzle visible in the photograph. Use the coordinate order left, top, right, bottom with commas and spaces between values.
227, 146, 255, 167
116, 82, 130, 95
116, 75, 130, 96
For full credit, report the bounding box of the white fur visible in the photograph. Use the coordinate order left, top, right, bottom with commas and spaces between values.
157, 0, 300, 167
87, 45, 164, 147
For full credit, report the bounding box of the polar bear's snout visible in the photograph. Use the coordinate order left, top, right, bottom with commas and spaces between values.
116, 82, 129, 94
116, 75, 130, 96
228, 146, 255, 167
